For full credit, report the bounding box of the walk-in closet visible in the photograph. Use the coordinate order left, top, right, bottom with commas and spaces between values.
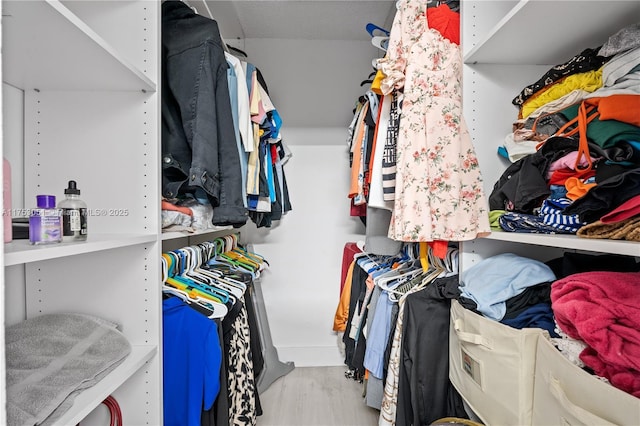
1, 0, 639, 425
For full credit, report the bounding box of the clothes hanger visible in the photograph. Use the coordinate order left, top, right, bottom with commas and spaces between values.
360, 71, 376, 87
170, 250, 231, 304
207, 246, 259, 279
182, 246, 244, 299
223, 250, 260, 270
207, 242, 261, 284
234, 245, 268, 267
366, 23, 390, 37
377, 247, 445, 301
372, 256, 418, 282
377, 268, 423, 302
427, 0, 460, 11
218, 246, 260, 272
367, 255, 397, 274
227, 45, 248, 58
166, 271, 228, 304
394, 264, 442, 297
163, 284, 227, 319
356, 254, 380, 273
177, 0, 199, 14
196, 245, 248, 294
183, 247, 241, 302
162, 253, 228, 318
371, 36, 389, 52
226, 234, 235, 250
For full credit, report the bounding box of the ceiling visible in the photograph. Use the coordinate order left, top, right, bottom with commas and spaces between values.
187, 0, 397, 41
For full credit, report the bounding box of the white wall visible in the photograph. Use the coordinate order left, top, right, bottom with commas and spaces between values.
243, 38, 382, 128
238, 38, 379, 366
241, 128, 365, 366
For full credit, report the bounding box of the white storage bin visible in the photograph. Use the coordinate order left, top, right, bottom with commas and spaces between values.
449, 300, 549, 426
533, 336, 640, 426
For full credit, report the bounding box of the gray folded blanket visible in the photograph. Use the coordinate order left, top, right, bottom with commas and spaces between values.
6, 313, 132, 426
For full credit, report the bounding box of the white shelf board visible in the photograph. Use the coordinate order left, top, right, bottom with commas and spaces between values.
484, 231, 640, 257
161, 227, 235, 241
2, 0, 156, 92
464, 0, 640, 65
53, 345, 157, 426
4, 233, 157, 266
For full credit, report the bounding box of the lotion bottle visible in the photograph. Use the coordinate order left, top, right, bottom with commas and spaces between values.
29, 195, 62, 245
59, 180, 88, 242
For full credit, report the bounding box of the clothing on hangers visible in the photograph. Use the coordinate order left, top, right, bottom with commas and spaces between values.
162, 1, 292, 231
162, 236, 269, 426
162, 1, 247, 226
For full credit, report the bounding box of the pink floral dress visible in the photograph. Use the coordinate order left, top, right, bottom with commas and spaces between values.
378, 0, 490, 242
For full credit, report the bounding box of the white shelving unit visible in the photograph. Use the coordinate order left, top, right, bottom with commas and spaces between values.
484, 231, 640, 258
52, 345, 157, 426
4, 233, 157, 266
161, 227, 234, 241
3, 0, 155, 91
461, 0, 640, 269
1, 0, 162, 424
464, 0, 640, 66
459, 1, 640, 422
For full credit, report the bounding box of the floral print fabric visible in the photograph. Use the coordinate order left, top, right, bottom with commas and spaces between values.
378, 0, 490, 242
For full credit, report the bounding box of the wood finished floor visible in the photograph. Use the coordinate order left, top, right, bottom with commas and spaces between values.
257, 366, 380, 426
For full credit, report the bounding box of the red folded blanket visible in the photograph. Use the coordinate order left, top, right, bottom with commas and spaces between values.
551, 271, 640, 397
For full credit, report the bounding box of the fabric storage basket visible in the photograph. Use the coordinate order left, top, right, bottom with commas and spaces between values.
533, 336, 640, 426
449, 299, 548, 426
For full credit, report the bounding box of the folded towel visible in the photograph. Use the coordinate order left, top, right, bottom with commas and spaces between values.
6, 313, 132, 426
551, 271, 640, 397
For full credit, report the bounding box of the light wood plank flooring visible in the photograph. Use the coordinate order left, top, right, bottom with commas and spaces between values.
258, 366, 380, 425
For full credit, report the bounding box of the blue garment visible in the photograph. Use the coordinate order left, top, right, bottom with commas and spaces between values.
539, 198, 585, 232
269, 110, 283, 141
245, 62, 256, 94
226, 60, 249, 208
548, 184, 568, 200
499, 212, 570, 234
247, 194, 259, 210
459, 253, 556, 320
274, 156, 285, 215
497, 145, 510, 160
501, 197, 584, 233
163, 297, 222, 426
501, 302, 559, 337
265, 143, 276, 203
363, 290, 393, 379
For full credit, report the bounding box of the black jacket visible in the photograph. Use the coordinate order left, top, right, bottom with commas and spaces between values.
489, 137, 581, 213
162, 1, 247, 226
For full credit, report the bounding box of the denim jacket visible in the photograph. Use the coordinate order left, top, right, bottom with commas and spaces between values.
162, 1, 248, 226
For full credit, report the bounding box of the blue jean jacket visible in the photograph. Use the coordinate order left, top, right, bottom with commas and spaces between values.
162, 1, 247, 226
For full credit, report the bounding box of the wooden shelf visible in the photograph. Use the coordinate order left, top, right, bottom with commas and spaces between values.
2, 0, 156, 92
4, 233, 156, 266
464, 0, 640, 65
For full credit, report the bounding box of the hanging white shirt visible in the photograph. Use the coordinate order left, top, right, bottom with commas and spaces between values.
225, 53, 254, 153
368, 94, 393, 211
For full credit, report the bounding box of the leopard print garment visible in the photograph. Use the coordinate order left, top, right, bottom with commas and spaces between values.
227, 298, 257, 426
